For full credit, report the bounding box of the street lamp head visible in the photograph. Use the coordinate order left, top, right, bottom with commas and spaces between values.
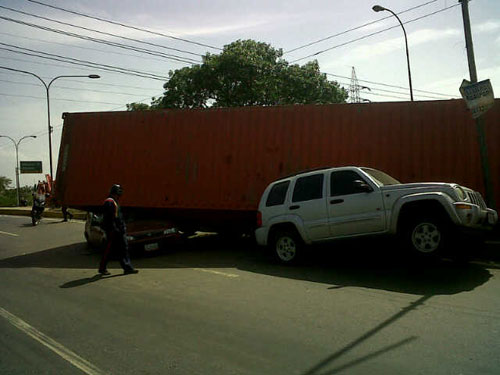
372, 5, 386, 12
30, 135, 37, 139
88, 74, 100, 79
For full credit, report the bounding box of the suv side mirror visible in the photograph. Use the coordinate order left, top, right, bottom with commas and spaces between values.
353, 180, 373, 193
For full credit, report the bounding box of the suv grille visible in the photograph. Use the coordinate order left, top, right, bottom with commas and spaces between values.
467, 191, 487, 209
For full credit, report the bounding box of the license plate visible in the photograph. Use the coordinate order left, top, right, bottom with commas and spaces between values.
144, 242, 159, 251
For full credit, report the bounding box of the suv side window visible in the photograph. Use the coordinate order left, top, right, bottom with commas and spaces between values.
266, 181, 290, 207
292, 174, 324, 202
330, 170, 367, 197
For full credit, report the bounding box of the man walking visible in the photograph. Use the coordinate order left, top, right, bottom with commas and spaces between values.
62, 206, 73, 222
98, 184, 138, 275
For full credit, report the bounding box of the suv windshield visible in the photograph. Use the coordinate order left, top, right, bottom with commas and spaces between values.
361, 168, 401, 186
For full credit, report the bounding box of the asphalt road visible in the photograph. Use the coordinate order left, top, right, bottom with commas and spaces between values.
1, 214, 500, 375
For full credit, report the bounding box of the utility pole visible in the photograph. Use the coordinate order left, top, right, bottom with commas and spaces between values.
459, 0, 496, 209
349, 67, 370, 103
0, 135, 37, 206
349, 67, 361, 103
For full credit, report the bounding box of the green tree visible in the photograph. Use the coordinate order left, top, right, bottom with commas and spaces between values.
126, 102, 151, 111
0, 176, 12, 193
140, 40, 347, 109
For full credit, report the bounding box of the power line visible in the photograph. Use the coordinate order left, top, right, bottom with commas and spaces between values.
0, 14, 201, 65
0, 31, 192, 66
0, 49, 169, 79
0, 59, 162, 91
0, 52, 457, 102
0, 42, 170, 81
0, 92, 126, 105
361, 91, 413, 101
25, 0, 222, 52
0, 45, 168, 81
332, 75, 453, 100
5, 5, 453, 97
325, 72, 459, 98
290, 3, 460, 63
285, 0, 439, 54
0, 78, 158, 97
336, 79, 454, 100
0, 5, 203, 60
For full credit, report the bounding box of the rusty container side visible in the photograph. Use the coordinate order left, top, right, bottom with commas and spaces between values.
55, 99, 500, 214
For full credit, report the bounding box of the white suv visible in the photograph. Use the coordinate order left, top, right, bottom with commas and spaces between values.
255, 166, 497, 263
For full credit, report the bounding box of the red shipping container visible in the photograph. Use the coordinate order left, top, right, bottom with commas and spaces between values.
56, 99, 499, 231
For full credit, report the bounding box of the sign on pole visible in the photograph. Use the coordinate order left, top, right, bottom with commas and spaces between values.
459, 79, 495, 118
20, 161, 43, 174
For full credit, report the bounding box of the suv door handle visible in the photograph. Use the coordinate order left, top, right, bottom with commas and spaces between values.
330, 199, 344, 205
289, 205, 300, 210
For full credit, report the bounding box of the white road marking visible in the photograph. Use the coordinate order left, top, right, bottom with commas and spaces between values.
0, 307, 107, 375
195, 268, 239, 278
0, 230, 18, 237
168, 263, 239, 278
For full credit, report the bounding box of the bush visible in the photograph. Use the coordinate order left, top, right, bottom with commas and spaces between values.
0, 186, 34, 207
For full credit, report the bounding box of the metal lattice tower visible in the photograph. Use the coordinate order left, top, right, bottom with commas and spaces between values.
349, 66, 361, 103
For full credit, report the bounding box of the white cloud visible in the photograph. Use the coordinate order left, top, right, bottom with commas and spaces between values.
475, 21, 500, 33
155, 19, 276, 38
322, 28, 461, 68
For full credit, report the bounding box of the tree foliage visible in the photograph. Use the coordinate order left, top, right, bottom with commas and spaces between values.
0, 176, 12, 193
126, 102, 150, 111
140, 40, 347, 109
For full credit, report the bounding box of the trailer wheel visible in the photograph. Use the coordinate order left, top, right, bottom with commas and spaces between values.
271, 229, 303, 264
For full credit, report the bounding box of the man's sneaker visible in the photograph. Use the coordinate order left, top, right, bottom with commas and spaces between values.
124, 269, 139, 275
99, 269, 111, 275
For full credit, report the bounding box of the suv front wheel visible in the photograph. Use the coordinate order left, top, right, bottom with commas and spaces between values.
271, 229, 303, 264
401, 216, 449, 258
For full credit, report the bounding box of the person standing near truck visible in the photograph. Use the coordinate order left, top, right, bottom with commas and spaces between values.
98, 184, 138, 275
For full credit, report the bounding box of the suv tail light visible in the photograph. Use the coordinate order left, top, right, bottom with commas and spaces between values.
256, 211, 262, 228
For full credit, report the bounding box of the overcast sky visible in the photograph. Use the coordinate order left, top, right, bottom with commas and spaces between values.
0, 0, 498, 189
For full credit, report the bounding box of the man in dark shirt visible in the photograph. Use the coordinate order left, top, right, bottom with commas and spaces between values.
98, 184, 138, 275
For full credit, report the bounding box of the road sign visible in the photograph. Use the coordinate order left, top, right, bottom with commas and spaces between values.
460, 79, 495, 118
20, 161, 42, 174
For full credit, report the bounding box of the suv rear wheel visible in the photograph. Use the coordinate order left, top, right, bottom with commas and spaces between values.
271, 229, 302, 264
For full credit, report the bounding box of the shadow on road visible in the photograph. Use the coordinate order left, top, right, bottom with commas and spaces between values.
0, 234, 493, 295
59, 273, 127, 288
300, 295, 429, 375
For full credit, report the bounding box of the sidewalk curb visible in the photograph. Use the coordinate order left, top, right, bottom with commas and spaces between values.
0, 208, 86, 220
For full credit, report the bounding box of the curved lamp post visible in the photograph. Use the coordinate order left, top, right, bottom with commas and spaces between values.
0, 135, 37, 206
372, 5, 414, 101
0, 67, 100, 179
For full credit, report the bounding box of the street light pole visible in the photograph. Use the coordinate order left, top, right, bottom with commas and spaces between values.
45, 74, 100, 180
372, 5, 414, 101
0, 67, 100, 180
0, 135, 37, 206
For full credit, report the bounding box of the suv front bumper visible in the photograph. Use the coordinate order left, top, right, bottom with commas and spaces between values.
453, 202, 498, 229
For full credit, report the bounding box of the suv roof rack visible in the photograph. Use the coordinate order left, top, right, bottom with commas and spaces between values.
278, 166, 333, 180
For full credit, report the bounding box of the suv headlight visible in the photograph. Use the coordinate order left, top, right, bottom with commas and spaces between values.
454, 186, 467, 201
